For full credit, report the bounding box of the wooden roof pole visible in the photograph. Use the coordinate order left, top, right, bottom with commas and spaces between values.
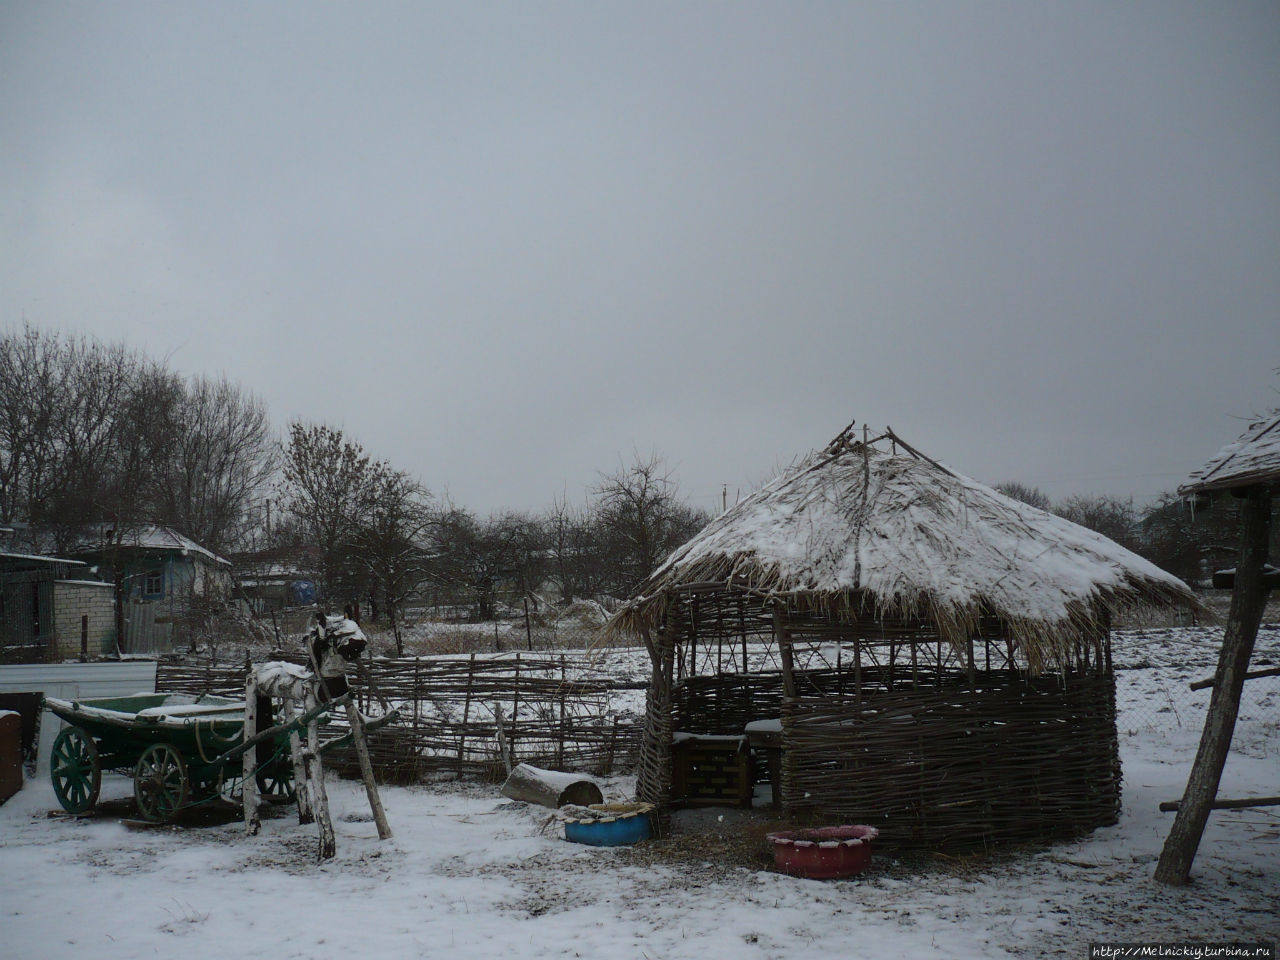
1155, 484, 1273, 886
773, 601, 796, 700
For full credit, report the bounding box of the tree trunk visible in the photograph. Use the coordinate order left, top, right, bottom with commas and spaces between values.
1155, 484, 1272, 886
304, 690, 336, 861
242, 674, 260, 836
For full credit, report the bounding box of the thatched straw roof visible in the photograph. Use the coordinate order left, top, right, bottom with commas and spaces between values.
608, 426, 1196, 671
1180, 410, 1280, 495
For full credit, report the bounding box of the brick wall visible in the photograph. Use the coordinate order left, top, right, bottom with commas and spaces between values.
52, 581, 115, 659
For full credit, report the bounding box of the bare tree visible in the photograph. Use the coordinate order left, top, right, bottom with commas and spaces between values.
1055, 494, 1141, 552
594, 451, 709, 595
280, 421, 377, 601
152, 375, 277, 554
349, 468, 434, 654
428, 507, 541, 621
541, 491, 608, 604
993, 481, 1052, 512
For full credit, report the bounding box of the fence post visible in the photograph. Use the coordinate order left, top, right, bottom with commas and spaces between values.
557, 656, 567, 768
457, 653, 476, 777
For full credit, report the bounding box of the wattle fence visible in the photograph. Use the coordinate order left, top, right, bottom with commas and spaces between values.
156, 653, 645, 782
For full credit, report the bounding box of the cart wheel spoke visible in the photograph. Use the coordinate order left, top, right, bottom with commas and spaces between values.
50, 727, 100, 814
133, 743, 189, 822
258, 764, 296, 804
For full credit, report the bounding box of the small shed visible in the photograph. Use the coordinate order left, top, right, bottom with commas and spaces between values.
606, 425, 1196, 849
0, 552, 113, 663
1155, 410, 1278, 885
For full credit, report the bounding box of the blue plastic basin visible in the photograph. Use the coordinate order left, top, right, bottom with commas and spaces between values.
563, 810, 652, 846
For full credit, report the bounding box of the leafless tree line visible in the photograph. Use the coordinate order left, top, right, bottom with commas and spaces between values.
0, 325, 275, 556
276, 422, 708, 653
993, 481, 1279, 586
8, 324, 1253, 655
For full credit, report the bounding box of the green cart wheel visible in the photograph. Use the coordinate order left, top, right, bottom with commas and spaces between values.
258, 764, 296, 804
50, 726, 101, 814
134, 743, 189, 822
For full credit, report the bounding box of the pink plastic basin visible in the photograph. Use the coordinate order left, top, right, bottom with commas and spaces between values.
766, 825, 879, 879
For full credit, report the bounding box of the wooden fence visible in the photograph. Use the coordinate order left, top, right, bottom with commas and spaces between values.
156, 653, 644, 783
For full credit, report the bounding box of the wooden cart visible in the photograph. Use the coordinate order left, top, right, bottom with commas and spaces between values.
44, 693, 299, 821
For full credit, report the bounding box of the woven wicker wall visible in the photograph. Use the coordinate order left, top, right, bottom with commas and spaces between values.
780, 670, 1120, 850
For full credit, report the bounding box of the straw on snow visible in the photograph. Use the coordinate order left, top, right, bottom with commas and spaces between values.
607, 431, 1197, 672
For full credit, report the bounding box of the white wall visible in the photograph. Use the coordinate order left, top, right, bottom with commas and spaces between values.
0, 661, 158, 775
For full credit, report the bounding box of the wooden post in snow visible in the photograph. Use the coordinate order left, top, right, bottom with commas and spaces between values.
304, 689, 336, 861
242, 673, 261, 836
281, 699, 313, 825
1155, 484, 1273, 886
344, 700, 392, 840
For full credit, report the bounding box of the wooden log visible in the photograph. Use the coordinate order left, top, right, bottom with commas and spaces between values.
499, 762, 603, 808
1160, 795, 1280, 812
214, 694, 345, 765
1156, 484, 1273, 886
282, 699, 313, 825
344, 700, 392, 840
304, 689, 336, 861
242, 674, 260, 836
1189, 666, 1280, 692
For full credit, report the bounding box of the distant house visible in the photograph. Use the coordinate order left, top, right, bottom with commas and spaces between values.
231, 551, 319, 616
65, 526, 232, 654
0, 552, 115, 663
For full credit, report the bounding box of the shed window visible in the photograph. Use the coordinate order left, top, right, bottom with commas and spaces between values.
143, 569, 163, 596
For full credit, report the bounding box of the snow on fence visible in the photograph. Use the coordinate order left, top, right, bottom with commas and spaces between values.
156, 653, 644, 782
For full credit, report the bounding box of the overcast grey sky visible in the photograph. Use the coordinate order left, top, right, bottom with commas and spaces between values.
2, 1, 1276, 515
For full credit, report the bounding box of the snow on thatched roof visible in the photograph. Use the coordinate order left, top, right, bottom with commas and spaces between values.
608, 427, 1196, 670
1180, 410, 1280, 495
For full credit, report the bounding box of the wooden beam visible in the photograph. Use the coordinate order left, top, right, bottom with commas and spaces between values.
1155, 484, 1273, 886
1189, 665, 1280, 692
1159, 796, 1280, 812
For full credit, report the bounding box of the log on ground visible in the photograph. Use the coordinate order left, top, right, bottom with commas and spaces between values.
500, 763, 603, 808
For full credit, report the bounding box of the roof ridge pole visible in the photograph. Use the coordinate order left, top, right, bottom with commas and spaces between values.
1154, 483, 1273, 886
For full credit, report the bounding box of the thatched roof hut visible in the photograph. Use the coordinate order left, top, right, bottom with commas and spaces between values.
1181, 411, 1280, 496
608, 425, 1196, 850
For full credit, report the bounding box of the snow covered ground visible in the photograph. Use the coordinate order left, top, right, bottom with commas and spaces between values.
2, 626, 1277, 959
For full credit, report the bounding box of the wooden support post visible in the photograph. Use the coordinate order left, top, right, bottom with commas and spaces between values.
344, 700, 392, 840
242, 674, 261, 836
774, 602, 796, 700
282, 699, 313, 825
304, 689, 335, 861
1155, 484, 1272, 886
557, 656, 567, 769
494, 704, 513, 776
457, 653, 475, 777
